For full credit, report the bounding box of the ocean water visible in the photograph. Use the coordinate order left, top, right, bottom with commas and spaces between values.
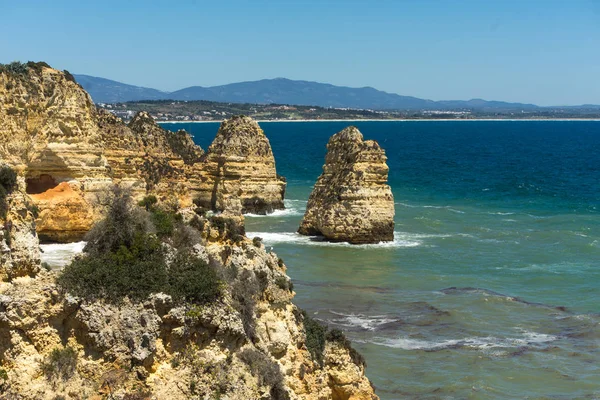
161, 121, 600, 399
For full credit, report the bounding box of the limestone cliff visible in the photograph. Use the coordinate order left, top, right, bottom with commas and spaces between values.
0, 63, 286, 240
0, 164, 40, 281
0, 63, 203, 241
298, 126, 394, 244
0, 62, 113, 241
0, 214, 378, 399
0, 63, 377, 399
193, 116, 286, 214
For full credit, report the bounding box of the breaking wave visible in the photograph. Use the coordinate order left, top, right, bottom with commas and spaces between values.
246, 231, 422, 248
372, 330, 558, 351
329, 310, 402, 331
40, 241, 86, 268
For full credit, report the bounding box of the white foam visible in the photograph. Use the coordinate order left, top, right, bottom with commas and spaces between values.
396, 202, 465, 214
329, 311, 399, 331
244, 199, 306, 217
245, 208, 303, 217
40, 241, 86, 268
247, 232, 421, 248
373, 330, 557, 351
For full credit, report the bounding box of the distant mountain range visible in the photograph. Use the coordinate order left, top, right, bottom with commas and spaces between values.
74, 74, 598, 111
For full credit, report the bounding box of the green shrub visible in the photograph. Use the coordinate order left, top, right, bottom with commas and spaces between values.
59, 187, 222, 305
138, 195, 157, 211
0, 61, 28, 75
0, 166, 17, 193
26, 61, 51, 74
0, 165, 17, 219
239, 348, 289, 400
210, 216, 245, 242
59, 233, 168, 302
150, 208, 176, 238
84, 186, 151, 254
252, 236, 262, 248
275, 276, 292, 291
41, 346, 77, 381
168, 250, 222, 304
63, 70, 76, 83
302, 311, 327, 366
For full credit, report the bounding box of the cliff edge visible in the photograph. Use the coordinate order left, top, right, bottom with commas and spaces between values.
0, 192, 377, 399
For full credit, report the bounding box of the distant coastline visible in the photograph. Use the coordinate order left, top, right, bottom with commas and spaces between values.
158, 118, 600, 124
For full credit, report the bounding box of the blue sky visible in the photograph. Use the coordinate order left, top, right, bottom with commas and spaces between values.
1, 0, 599, 105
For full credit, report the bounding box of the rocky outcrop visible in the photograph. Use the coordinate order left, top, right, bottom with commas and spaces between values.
0, 63, 377, 399
0, 63, 204, 241
192, 116, 286, 214
0, 216, 378, 399
299, 126, 394, 244
0, 165, 40, 281
0, 63, 286, 240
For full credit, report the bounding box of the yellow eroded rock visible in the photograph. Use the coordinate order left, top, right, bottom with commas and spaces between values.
299, 126, 395, 244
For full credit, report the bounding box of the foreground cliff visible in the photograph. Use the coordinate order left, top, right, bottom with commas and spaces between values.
193, 116, 286, 214
0, 62, 285, 241
0, 192, 377, 399
299, 126, 394, 244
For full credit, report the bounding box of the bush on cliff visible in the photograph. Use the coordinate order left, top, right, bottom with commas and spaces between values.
84, 186, 151, 254
58, 187, 222, 304
300, 310, 366, 367
302, 310, 327, 366
0, 165, 18, 219
59, 232, 168, 302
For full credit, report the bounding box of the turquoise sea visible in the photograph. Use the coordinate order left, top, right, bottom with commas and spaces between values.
163, 121, 600, 399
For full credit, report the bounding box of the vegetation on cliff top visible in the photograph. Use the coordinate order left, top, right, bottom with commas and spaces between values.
58, 187, 221, 304
0, 61, 52, 77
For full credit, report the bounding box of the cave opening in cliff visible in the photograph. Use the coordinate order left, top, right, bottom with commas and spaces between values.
26, 174, 59, 194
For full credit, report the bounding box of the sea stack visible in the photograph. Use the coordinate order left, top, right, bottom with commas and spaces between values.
193, 116, 286, 214
298, 126, 395, 244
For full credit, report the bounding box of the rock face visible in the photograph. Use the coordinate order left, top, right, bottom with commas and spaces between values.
299, 126, 395, 244
0, 166, 41, 281
193, 116, 286, 214
0, 64, 190, 240
0, 63, 286, 240
0, 216, 378, 399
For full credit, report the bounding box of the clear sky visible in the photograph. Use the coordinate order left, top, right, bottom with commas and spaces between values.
1, 0, 599, 106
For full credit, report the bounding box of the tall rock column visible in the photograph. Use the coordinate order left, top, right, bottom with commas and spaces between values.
192, 116, 286, 214
298, 126, 395, 244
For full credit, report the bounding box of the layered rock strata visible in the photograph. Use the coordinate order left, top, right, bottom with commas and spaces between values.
0, 62, 204, 240
192, 116, 286, 214
0, 63, 286, 240
0, 215, 378, 399
298, 126, 395, 244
